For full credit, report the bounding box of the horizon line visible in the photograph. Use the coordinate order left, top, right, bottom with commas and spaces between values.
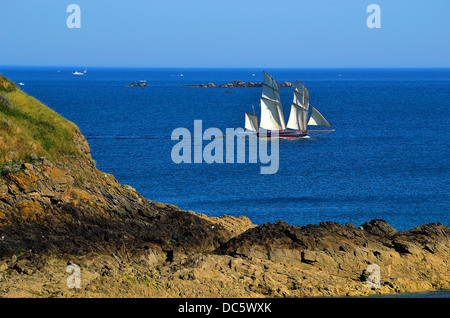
1, 65, 450, 70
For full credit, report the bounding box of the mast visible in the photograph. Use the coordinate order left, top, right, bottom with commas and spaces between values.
252, 105, 259, 132
302, 96, 305, 132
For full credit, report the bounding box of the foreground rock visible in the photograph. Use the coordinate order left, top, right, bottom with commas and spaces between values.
1, 209, 449, 297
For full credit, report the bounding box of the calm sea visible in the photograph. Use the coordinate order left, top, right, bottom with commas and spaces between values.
1, 67, 449, 231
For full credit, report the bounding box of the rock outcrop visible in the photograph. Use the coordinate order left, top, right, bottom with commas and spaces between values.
126, 82, 148, 87
1, 215, 448, 298
0, 155, 235, 258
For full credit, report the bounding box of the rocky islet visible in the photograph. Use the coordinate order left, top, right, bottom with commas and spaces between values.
184, 80, 295, 88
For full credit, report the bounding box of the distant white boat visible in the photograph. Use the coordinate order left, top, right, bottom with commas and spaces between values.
73, 69, 87, 75
19, 82, 25, 86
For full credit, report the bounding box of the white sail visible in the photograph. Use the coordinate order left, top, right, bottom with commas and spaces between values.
286, 103, 307, 131
262, 72, 281, 104
263, 71, 279, 94
290, 83, 309, 131
276, 102, 286, 130
259, 97, 283, 131
244, 112, 258, 132
295, 81, 310, 129
262, 71, 286, 130
295, 80, 309, 106
307, 106, 332, 128
262, 82, 280, 102
293, 90, 304, 106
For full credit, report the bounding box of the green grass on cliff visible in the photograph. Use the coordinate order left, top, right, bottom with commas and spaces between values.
0, 74, 80, 167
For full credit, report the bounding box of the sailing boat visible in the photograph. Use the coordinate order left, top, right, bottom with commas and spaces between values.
244, 71, 333, 139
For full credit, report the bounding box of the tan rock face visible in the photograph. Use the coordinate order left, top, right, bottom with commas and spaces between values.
1, 180, 449, 299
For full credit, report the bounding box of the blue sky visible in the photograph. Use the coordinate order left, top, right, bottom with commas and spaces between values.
1, 0, 449, 68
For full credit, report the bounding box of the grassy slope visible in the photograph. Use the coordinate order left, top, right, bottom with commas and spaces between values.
0, 74, 80, 167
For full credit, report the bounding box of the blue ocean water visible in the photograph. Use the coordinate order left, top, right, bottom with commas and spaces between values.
1, 67, 449, 230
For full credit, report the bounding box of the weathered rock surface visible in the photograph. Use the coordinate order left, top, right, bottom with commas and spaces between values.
0, 156, 233, 259
1, 214, 448, 298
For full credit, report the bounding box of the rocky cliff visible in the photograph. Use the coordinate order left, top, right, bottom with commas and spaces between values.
0, 74, 449, 297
